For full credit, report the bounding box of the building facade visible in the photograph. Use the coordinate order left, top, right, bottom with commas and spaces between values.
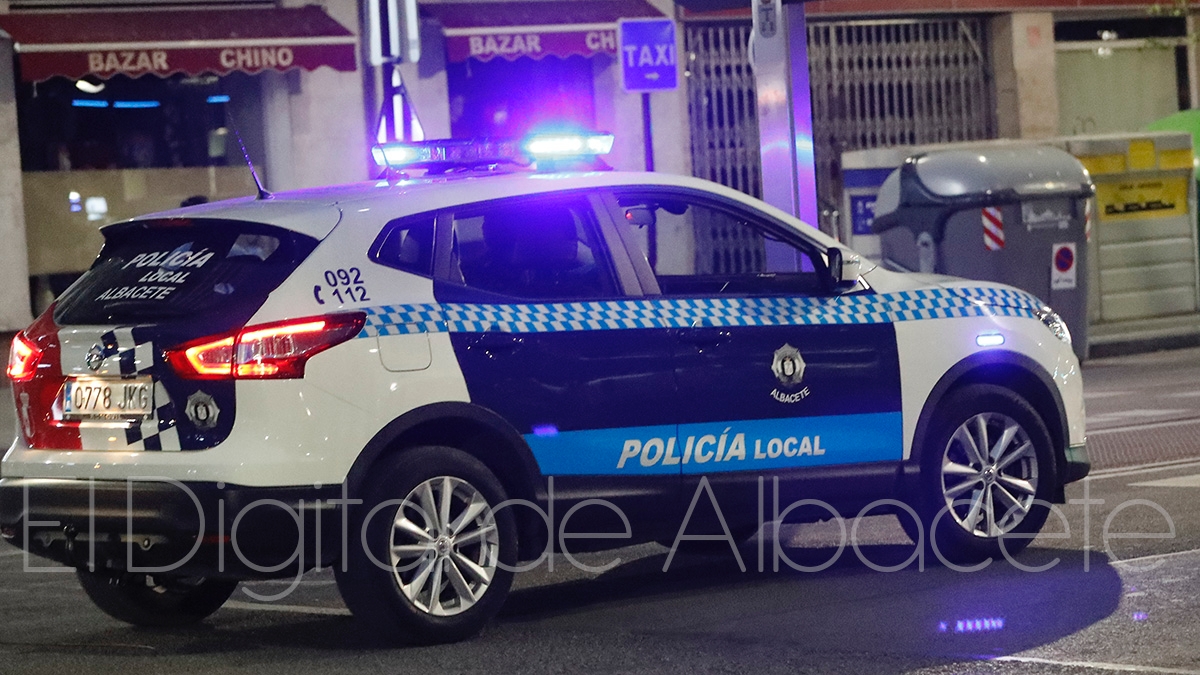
0, 0, 1194, 329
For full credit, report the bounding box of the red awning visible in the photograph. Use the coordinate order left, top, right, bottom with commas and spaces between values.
422, 0, 666, 63
0, 6, 357, 83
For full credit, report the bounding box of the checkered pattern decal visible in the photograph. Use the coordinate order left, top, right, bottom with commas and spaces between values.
83, 328, 182, 452
358, 287, 1046, 338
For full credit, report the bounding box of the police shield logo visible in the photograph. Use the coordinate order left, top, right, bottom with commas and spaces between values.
185, 390, 220, 430
771, 343, 805, 387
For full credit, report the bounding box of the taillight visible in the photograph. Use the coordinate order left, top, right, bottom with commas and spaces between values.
166, 313, 365, 380
7, 332, 43, 382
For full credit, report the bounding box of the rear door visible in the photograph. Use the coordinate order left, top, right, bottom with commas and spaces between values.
433, 192, 681, 537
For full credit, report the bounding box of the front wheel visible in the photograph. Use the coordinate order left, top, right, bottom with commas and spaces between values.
76, 569, 237, 627
908, 384, 1056, 564
335, 446, 517, 645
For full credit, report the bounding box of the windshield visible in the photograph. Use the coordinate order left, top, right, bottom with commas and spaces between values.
53, 218, 318, 326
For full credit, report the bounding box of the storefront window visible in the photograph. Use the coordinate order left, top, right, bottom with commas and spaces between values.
447, 55, 596, 139
16, 73, 249, 171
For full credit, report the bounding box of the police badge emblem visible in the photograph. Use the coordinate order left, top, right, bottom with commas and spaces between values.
771, 343, 805, 387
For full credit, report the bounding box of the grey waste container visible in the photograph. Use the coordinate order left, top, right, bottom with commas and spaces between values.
872, 146, 1095, 361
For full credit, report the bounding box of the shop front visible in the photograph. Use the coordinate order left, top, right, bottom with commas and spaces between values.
415, 0, 690, 174
0, 3, 362, 320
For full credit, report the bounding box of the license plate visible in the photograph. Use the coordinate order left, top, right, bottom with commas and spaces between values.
63, 377, 154, 419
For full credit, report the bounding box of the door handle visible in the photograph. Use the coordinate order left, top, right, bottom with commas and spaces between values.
677, 328, 730, 347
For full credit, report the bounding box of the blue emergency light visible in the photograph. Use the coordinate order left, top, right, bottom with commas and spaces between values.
372, 132, 613, 174
522, 133, 614, 159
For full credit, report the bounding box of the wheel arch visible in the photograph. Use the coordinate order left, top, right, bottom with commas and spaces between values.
907, 350, 1069, 502
345, 402, 545, 514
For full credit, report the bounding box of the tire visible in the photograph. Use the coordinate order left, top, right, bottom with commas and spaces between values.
76, 569, 238, 627
335, 446, 517, 645
908, 384, 1056, 565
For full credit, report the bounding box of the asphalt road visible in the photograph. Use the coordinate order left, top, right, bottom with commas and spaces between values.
4, 348, 1200, 674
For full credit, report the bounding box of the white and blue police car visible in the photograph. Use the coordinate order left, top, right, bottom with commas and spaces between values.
1, 133, 1087, 644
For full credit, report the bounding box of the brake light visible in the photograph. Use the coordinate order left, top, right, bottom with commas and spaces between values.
166, 313, 365, 380
7, 332, 43, 382
176, 336, 236, 378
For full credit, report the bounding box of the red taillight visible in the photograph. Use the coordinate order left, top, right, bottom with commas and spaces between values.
7, 332, 43, 382
166, 313, 365, 380
171, 335, 236, 379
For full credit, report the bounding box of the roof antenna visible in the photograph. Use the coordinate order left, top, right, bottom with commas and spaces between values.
232, 126, 271, 200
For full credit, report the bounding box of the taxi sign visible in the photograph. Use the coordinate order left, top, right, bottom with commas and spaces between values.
618, 18, 678, 92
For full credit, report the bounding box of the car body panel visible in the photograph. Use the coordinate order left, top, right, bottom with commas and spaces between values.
3, 169, 1084, 515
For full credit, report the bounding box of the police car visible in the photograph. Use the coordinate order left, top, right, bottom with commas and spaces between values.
0, 133, 1087, 644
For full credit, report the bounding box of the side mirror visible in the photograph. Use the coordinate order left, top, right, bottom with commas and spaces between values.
624, 206, 656, 228
826, 247, 861, 291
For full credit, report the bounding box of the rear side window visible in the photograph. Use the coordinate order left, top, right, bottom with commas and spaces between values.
54, 218, 318, 325
448, 196, 615, 300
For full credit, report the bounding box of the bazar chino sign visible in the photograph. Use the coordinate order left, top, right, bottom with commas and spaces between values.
446, 29, 619, 62
17, 43, 356, 81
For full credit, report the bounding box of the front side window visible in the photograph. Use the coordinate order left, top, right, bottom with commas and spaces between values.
447, 196, 614, 301
615, 192, 823, 297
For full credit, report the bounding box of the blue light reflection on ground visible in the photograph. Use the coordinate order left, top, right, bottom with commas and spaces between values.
938, 617, 1006, 634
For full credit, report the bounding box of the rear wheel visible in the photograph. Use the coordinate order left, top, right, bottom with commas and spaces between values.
908, 384, 1056, 564
76, 569, 237, 627
336, 446, 517, 645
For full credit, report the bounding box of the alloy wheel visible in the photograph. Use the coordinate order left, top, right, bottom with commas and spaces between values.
940, 412, 1039, 537
389, 476, 500, 617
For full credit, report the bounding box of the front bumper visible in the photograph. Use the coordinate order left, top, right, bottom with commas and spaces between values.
0, 478, 344, 579
1063, 441, 1090, 484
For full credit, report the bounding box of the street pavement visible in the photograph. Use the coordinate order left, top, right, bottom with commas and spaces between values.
4, 348, 1200, 674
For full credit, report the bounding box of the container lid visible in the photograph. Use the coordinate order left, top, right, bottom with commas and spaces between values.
873, 145, 1094, 233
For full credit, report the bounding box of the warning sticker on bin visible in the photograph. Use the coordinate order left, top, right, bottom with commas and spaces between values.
1051, 242, 1077, 290
982, 207, 1005, 250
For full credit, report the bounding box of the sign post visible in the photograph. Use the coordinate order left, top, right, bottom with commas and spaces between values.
618, 18, 678, 172
752, 0, 818, 227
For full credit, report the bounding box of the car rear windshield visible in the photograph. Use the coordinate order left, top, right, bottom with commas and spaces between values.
54, 218, 319, 326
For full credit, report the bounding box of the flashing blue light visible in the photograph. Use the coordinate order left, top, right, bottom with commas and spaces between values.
113, 100, 161, 109
1133, 612, 1149, 622
207, 95, 231, 104
372, 133, 613, 172
532, 424, 559, 438
372, 138, 525, 171
523, 133, 614, 159
373, 144, 422, 168
72, 99, 109, 108
976, 333, 1005, 347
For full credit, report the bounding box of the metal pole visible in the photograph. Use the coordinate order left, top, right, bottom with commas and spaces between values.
642, 92, 655, 172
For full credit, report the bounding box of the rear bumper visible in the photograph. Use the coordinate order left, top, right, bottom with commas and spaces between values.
0, 477, 344, 579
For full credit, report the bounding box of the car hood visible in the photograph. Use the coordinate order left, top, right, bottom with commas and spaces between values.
862, 266, 1047, 309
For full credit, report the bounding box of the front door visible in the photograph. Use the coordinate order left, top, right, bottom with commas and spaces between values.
608, 189, 904, 534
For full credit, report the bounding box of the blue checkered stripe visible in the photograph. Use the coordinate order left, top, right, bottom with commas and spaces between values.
357, 287, 1045, 338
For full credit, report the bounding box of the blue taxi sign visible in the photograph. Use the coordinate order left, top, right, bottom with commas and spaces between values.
618, 18, 678, 93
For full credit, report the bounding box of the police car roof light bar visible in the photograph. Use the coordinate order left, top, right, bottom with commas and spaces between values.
522, 133, 614, 160
372, 139, 527, 173
372, 133, 614, 175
